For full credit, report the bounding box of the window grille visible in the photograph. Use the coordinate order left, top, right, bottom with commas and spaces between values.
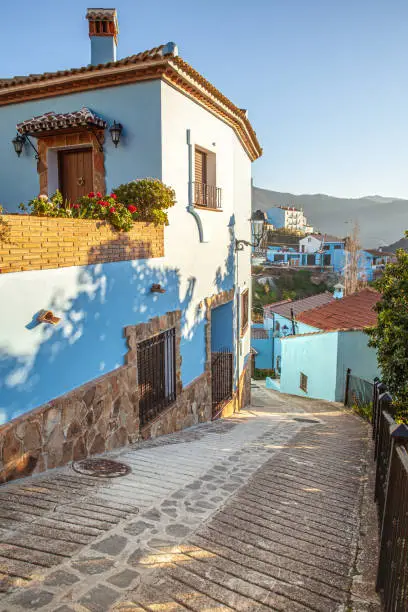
137, 328, 176, 427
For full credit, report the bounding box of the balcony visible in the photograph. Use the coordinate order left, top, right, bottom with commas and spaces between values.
193, 182, 222, 210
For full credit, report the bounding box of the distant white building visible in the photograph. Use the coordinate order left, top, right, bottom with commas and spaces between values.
266, 206, 313, 234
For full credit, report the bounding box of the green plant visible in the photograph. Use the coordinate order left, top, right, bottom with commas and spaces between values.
366, 235, 408, 423
19, 191, 69, 218
74, 192, 133, 232
113, 178, 176, 226
0, 205, 10, 243
253, 368, 276, 380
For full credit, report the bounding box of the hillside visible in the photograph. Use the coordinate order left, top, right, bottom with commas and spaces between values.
386, 237, 408, 252
252, 186, 408, 248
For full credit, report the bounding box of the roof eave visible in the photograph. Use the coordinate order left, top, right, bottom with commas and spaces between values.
0, 56, 262, 162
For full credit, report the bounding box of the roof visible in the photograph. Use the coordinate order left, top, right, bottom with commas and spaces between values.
364, 249, 394, 257
304, 233, 344, 243
263, 292, 334, 319
17, 107, 107, 135
0, 43, 262, 161
297, 288, 381, 331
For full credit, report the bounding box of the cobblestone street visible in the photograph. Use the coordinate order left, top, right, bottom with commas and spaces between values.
0, 385, 380, 611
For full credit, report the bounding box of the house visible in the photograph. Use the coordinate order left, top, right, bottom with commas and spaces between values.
278, 288, 381, 402
359, 249, 394, 281
0, 9, 262, 482
266, 206, 313, 234
251, 324, 274, 372
261, 292, 334, 372
299, 234, 346, 271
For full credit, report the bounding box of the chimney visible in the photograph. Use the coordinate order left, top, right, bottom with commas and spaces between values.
86, 8, 119, 65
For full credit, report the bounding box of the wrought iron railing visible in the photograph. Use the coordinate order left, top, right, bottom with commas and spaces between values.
193, 182, 222, 209
137, 328, 176, 428
344, 368, 374, 420
345, 373, 408, 612
211, 348, 233, 419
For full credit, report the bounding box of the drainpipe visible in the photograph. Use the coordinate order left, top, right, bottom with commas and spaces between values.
290, 307, 296, 335
235, 249, 240, 412
271, 314, 275, 371
186, 129, 206, 242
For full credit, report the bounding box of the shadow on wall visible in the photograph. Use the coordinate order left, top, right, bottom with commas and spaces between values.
0, 226, 236, 424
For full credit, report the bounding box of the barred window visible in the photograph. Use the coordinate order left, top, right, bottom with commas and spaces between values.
300, 372, 308, 393
137, 329, 176, 427
241, 289, 249, 335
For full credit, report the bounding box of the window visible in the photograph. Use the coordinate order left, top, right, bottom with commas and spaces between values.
308, 237, 311, 243
241, 289, 249, 335
300, 372, 308, 392
334, 244, 342, 250
323, 245, 330, 251
137, 328, 176, 427
193, 146, 221, 209
275, 321, 280, 332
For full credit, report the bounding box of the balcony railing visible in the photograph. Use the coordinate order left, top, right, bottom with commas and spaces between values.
193, 182, 222, 209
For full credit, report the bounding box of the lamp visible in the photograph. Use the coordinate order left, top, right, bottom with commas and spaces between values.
12, 133, 39, 160
12, 134, 25, 157
109, 121, 123, 147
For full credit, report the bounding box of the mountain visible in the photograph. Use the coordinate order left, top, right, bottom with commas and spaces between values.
385, 237, 408, 252
252, 186, 408, 248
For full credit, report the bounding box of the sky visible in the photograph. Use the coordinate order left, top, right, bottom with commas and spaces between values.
3, 0, 408, 198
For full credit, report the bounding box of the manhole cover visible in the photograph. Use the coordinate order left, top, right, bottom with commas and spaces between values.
72, 458, 131, 478
293, 417, 319, 424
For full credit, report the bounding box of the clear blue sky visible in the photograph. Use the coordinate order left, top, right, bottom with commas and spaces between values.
3, 0, 408, 198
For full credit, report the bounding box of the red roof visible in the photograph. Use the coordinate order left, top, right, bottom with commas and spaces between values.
297, 288, 381, 331
264, 292, 334, 319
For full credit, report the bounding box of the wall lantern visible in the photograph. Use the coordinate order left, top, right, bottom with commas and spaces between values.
109, 121, 123, 148
12, 133, 39, 160
282, 324, 289, 336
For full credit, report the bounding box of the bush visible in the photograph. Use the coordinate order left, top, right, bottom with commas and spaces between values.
253, 368, 276, 380
18, 178, 176, 232
113, 178, 176, 226
19, 191, 134, 232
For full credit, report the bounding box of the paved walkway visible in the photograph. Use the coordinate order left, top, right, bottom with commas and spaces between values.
0, 385, 380, 611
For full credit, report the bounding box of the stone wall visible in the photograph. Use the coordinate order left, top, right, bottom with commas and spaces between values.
140, 372, 211, 439
0, 363, 139, 484
220, 359, 252, 418
0, 216, 164, 274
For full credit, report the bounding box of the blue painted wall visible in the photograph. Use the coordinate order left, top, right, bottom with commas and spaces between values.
280, 332, 339, 401
0, 81, 162, 212
263, 312, 318, 370
0, 259, 207, 424
335, 330, 380, 400
251, 325, 273, 370
211, 301, 233, 351
280, 329, 379, 402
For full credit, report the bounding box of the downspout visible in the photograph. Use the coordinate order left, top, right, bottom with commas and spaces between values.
271, 313, 275, 370
235, 247, 240, 412
186, 129, 206, 243
290, 308, 296, 335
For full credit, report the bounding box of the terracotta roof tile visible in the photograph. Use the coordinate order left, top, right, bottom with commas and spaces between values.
297, 288, 380, 331
0, 43, 262, 161
264, 292, 334, 319
17, 107, 107, 135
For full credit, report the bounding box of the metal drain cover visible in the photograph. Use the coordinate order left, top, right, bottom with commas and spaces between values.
72, 458, 131, 478
293, 417, 319, 424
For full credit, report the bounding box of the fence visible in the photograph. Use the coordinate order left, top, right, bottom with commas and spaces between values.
211, 349, 233, 419
344, 368, 374, 416
345, 372, 408, 611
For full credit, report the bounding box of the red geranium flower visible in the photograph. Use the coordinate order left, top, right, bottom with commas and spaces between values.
88, 191, 95, 198
96, 192, 102, 198
128, 205, 137, 213
110, 193, 117, 200
73, 204, 80, 209
109, 207, 116, 213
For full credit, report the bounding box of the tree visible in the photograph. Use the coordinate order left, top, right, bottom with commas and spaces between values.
366, 235, 408, 422
343, 221, 366, 295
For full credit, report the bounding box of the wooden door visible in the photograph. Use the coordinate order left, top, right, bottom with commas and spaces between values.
58, 148, 93, 204
195, 149, 207, 185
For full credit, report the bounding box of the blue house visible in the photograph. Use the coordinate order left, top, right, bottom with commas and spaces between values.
262, 292, 334, 372
278, 289, 381, 402
0, 8, 262, 482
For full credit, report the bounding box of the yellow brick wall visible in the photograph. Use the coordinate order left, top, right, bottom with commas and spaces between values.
0, 216, 164, 273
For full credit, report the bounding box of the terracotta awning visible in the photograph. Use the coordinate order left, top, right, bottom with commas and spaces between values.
17, 107, 107, 135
